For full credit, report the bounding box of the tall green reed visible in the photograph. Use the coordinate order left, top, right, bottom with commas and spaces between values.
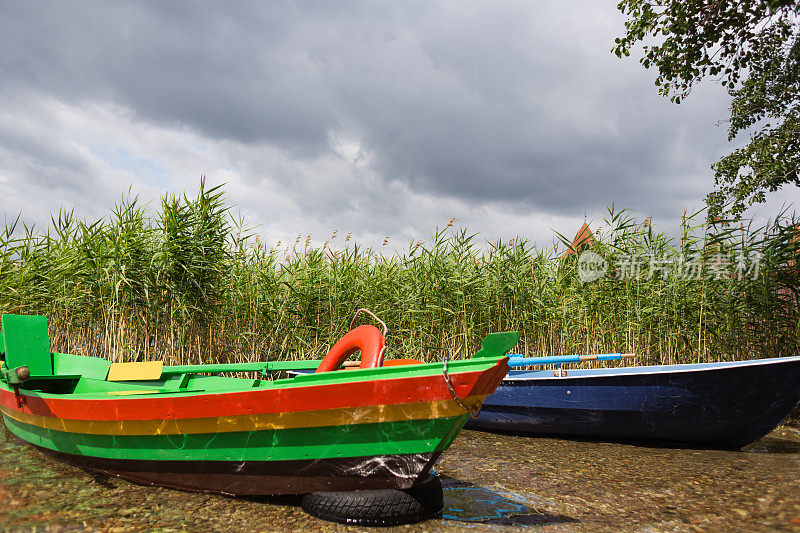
0, 183, 797, 366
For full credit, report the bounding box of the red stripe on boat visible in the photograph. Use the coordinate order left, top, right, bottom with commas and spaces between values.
0, 361, 508, 421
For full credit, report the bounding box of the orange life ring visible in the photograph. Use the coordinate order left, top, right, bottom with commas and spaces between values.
315, 325, 385, 373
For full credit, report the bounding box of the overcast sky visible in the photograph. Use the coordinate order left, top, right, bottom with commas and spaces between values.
1, 1, 797, 251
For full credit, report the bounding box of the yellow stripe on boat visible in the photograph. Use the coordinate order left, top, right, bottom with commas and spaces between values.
0, 395, 487, 436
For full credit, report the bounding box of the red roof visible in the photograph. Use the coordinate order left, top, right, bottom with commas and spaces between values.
562, 223, 596, 258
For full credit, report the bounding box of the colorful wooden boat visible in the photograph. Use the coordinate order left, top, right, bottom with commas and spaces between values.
467, 357, 800, 448
0, 314, 512, 495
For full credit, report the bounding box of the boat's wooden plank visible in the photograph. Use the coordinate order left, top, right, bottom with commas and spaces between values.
28, 374, 81, 380
107, 386, 207, 396
162, 362, 269, 375
161, 373, 192, 392
162, 361, 323, 375
1, 395, 485, 435
54, 352, 111, 380
265, 360, 321, 371
107, 361, 164, 381
3, 412, 459, 461
107, 389, 163, 396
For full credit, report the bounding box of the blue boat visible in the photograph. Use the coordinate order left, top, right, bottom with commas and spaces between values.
467, 356, 800, 449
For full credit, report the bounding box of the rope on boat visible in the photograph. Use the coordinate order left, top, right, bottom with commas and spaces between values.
350, 308, 388, 366
441, 353, 481, 419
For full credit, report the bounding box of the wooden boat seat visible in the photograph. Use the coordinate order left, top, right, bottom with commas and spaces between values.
105, 362, 274, 395
105, 365, 205, 394
106, 362, 274, 381
106, 361, 164, 381
161, 362, 270, 375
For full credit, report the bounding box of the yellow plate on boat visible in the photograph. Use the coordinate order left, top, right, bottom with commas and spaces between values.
106, 361, 163, 381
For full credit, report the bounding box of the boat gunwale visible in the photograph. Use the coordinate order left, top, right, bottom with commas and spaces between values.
0, 355, 509, 401
501, 355, 800, 382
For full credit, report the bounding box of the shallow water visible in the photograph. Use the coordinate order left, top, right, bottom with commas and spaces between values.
1, 421, 799, 532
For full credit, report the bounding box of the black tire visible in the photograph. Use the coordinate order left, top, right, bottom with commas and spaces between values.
301, 474, 444, 527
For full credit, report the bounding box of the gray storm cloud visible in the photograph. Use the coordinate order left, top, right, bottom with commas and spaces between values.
0, 1, 736, 244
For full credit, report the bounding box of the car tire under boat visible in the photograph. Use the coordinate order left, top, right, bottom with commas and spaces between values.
301, 474, 443, 526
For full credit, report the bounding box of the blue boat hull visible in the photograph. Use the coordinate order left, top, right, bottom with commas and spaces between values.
467, 357, 800, 448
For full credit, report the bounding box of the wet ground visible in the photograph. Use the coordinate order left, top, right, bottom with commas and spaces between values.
1, 421, 799, 532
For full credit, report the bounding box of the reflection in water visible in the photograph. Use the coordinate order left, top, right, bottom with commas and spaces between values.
743, 428, 800, 454
3, 419, 800, 531
440, 475, 577, 527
